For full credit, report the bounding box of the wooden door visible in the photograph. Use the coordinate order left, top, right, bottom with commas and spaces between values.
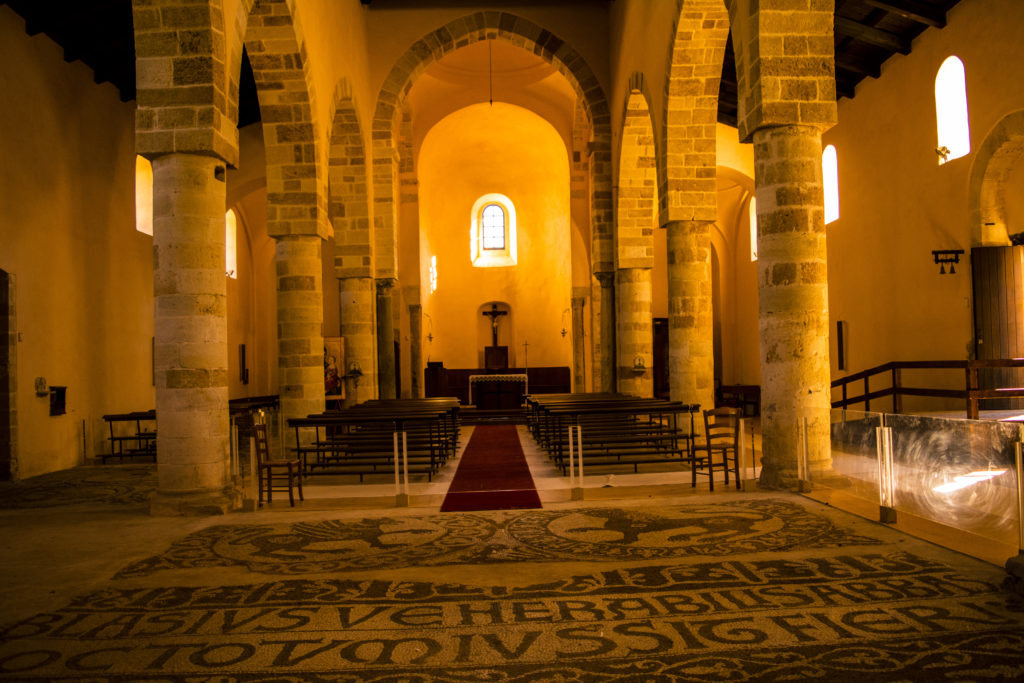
971, 246, 1024, 409
653, 318, 668, 399
394, 340, 402, 399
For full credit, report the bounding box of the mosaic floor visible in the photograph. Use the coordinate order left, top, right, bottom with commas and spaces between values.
0, 473, 1023, 681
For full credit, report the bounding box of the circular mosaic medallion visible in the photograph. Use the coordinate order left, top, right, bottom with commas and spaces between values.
506, 501, 836, 559
207, 514, 500, 573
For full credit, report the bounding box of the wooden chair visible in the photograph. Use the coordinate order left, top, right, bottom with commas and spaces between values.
691, 407, 741, 491
254, 423, 304, 506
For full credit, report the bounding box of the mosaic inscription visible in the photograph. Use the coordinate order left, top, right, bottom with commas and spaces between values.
119, 499, 884, 577
1, 552, 1023, 680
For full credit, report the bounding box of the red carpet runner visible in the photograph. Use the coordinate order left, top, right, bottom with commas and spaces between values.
440, 424, 542, 512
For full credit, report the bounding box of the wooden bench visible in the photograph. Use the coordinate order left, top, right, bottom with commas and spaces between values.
287, 399, 461, 482
101, 410, 156, 463
719, 384, 760, 417
526, 395, 700, 475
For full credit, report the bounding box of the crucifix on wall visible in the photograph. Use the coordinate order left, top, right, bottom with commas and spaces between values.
482, 303, 507, 347
482, 303, 509, 370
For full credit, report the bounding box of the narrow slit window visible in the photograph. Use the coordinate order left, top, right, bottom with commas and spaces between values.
935, 56, 970, 165
823, 145, 839, 224
748, 196, 757, 262
429, 255, 438, 293
225, 209, 238, 279
481, 204, 506, 250
135, 155, 153, 236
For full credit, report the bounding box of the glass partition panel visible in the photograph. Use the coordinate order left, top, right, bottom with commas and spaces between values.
886, 414, 1021, 545
823, 409, 885, 509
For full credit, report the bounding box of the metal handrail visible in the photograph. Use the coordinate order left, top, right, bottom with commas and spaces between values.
831, 359, 1024, 418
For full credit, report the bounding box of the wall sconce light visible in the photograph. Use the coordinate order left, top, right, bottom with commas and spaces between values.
346, 361, 362, 378
631, 357, 646, 374
560, 308, 570, 338
932, 249, 964, 274
935, 145, 951, 163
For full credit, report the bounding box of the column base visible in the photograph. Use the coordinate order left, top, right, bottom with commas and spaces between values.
150, 485, 243, 516
758, 465, 844, 491
1004, 553, 1024, 595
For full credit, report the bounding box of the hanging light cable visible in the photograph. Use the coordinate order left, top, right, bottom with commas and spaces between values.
488, 39, 493, 106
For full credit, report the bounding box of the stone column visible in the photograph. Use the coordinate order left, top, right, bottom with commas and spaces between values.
667, 220, 716, 414
376, 278, 397, 400
276, 236, 326, 438
615, 267, 653, 397
408, 303, 423, 398
151, 153, 238, 515
570, 292, 587, 392
594, 272, 616, 392
754, 124, 832, 488
339, 277, 378, 406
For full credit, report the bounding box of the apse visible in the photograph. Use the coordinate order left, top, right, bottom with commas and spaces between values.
417, 102, 572, 371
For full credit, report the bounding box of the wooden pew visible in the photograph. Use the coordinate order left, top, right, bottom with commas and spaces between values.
101, 410, 156, 463
527, 395, 699, 474
287, 399, 460, 482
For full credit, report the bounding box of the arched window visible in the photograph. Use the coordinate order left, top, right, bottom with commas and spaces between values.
481, 204, 506, 250
225, 209, 238, 279
135, 155, 153, 236
823, 145, 839, 224
470, 193, 517, 267
935, 56, 970, 165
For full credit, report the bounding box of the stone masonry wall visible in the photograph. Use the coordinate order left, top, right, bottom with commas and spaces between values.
132, 0, 238, 165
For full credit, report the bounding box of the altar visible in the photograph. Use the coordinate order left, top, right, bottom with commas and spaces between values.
424, 363, 570, 407
468, 373, 528, 409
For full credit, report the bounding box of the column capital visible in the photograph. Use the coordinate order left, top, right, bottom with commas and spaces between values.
594, 271, 615, 287
571, 296, 586, 309
375, 277, 397, 294
408, 303, 422, 314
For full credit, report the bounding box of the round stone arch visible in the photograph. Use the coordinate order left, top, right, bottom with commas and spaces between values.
371, 11, 614, 278
616, 73, 658, 270
328, 79, 373, 279
660, 0, 730, 226
968, 109, 1024, 246
227, 0, 329, 240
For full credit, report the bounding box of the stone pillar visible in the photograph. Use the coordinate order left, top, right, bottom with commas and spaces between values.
376, 278, 397, 400
276, 236, 326, 440
754, 124, 832, 488
339, 277, 378, 406
594, 272, 616, 392
151, 153, 238, 515
570, 292, 587, 392
409, 303, 423, 398
667, 220, 716, 414
615, 267, 653, 397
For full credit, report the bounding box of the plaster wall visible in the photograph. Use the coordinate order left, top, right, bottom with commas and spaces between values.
227, 125, 279, 400
607, 0, 678, 179
0, 7, 153, 477
823, 0, 1024, 410
296, 0, 374, 140
417, 103, 572, 370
